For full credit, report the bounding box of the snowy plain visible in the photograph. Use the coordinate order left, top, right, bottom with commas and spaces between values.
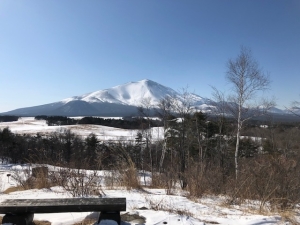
0, 118, 298, 225
0, 117, 164, 142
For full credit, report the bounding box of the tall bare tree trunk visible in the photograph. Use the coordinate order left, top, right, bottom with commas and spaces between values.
214, 46, 273, 181
159, 139, 167, 173
235, 107, 242, 180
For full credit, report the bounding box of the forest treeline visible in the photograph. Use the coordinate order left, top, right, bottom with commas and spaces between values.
35, 115, 162, 129
1, 112, 300, 210
0, 116, 19, 122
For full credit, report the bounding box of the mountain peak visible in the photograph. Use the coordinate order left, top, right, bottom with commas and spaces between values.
62, 79, 211, 108
139, 79, 156, 84
61, 79, 171, 107
139, 79, 162, 88
139, 78, 151, 83
126, 79, 159, 87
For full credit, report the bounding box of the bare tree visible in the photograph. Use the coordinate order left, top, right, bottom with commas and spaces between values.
157, 96, 173, 173
138, 97, 154, 184
224, 46, 274, 179
156, 88, 195, 189
170, 88, 195, 189
288, 99, 300, 117
209, 87, 228, 168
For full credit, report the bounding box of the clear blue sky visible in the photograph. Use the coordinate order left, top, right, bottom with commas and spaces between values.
1, 0, 299, 112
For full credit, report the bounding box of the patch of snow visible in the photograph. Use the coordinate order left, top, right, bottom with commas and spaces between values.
0, 163, 297, 225
0, 118, 164, 141
57, 79, 214, 111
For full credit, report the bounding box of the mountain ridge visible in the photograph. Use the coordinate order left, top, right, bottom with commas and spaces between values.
62, 79, 183, 106
1, 79, 212, 117
1, 79, 293, 119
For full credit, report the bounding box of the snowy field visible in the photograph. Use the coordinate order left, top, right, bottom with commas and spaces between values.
0, 163, 296, 225
0, 118, 299, 224
0, 117, 164, 142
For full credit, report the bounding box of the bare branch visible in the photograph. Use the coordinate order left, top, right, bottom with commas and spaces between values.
221, 46, 273, 180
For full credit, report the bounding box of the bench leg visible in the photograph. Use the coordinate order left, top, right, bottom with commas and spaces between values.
2, 213, 34, 225
98, 211, 121, 225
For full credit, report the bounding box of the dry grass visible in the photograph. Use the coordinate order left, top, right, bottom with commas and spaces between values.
150, 172, 167, 188
143, 195, 194, 218
279, 210, 298, 225
32, 220, 51, 225
119, 167, 141, 190
12, 167, 53, 191
3, 186, 25, 194
72, 218, 97, 225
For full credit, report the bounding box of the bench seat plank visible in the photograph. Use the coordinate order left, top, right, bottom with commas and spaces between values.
0, 198, 126, 214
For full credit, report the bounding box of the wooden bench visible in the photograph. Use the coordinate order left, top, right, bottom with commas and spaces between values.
0, 198, 126, 225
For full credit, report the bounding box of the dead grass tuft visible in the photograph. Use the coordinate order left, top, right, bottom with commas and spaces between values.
279, 210, 298, 225
72, 218, 97, 225
12, 167, 53, 190
32, 220, 51, 225
144, 195, 194, 217
3, 186, 25, 194
118, 166, 141, 190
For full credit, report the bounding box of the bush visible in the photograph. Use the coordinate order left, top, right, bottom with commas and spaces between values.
12, 166, 52, 190
225, 156, 300, 211
50, 167, 102, 197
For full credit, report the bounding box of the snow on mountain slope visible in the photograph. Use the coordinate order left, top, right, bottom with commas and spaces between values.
63, 79, 178, 106
268, 107, 286, 114
285, 106, 300, 115
1, 79, 288, 117
63, 79, 210, 107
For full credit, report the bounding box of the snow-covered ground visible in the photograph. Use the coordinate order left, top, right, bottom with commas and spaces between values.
0, 163, 296, 225
0, 117, 164, 141
0, 118, 299, 224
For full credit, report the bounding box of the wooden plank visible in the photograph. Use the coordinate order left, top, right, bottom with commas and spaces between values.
0, 198, 126, 214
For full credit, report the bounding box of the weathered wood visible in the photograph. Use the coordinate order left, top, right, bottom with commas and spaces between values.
0, 198, 126, 214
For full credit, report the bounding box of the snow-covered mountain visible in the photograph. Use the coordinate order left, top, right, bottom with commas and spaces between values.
285, 106, 300, 115
1, 79, 214, 117
1, 79, 294, 120
268, 107, 286, 114
62, 79, 180, 107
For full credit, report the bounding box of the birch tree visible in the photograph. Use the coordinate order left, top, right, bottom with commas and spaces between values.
225, 47, 274, 180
